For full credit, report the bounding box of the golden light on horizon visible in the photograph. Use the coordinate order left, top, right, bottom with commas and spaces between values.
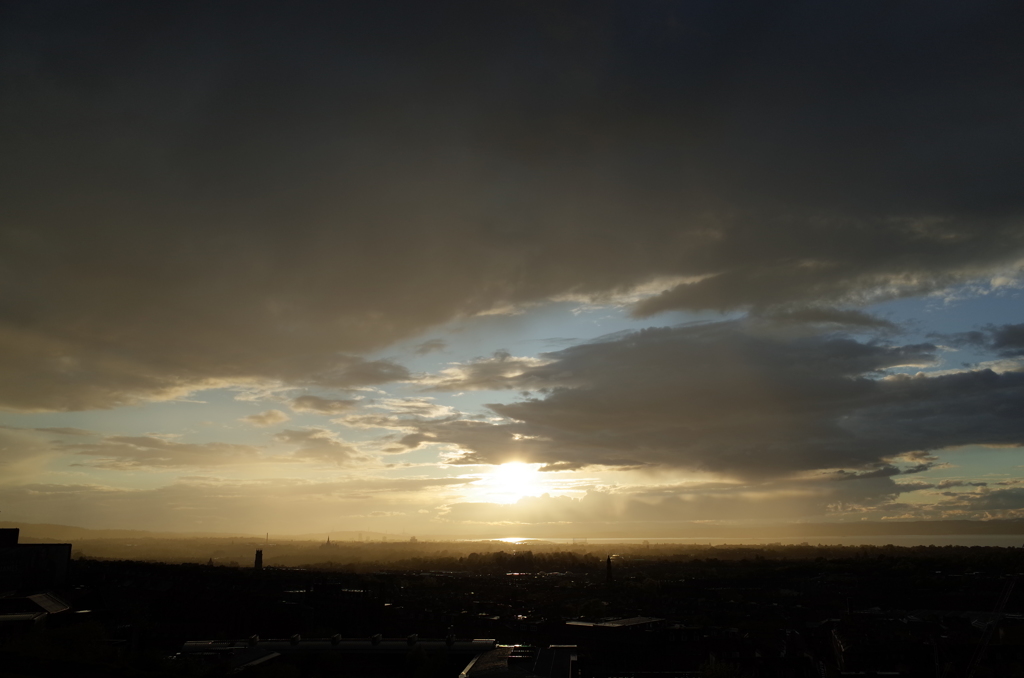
475, 462, 546, 504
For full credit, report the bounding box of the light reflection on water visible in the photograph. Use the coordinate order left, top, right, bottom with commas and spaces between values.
469, 535, 1024, 547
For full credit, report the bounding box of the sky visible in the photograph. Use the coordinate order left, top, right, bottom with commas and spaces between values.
1, 1, 1023, 538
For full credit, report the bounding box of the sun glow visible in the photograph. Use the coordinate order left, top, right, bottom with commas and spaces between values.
476, 462, 546, 503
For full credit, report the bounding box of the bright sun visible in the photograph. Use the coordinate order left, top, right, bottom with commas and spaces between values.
477, 462, 545, 503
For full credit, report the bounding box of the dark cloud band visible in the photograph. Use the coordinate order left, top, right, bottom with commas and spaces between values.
1, 2, 1023, 410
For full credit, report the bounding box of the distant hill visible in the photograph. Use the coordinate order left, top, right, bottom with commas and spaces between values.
795, 519, 1024, 536
289, 531, 407, 542
0, 521, 259, 542
513, 519, 1024, 539
0, 522, 422, 543
5, 519, 1023, 544
772, 519, 1024, 537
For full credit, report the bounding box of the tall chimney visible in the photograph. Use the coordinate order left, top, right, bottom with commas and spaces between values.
255, 549, 263, 571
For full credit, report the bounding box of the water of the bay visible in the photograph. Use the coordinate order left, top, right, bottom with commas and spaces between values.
480, 535, 1024, 547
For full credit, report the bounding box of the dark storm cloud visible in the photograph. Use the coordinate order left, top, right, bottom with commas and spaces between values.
991, 324, 1024, 356
2, 1, 1023, 410
885, 478, 990, 492
939, 487, 1024, 512
757, 308, 897, 330
935, 323, 1024, 356
408, 322, 1024, 477
935, 479, 988, 489
305, 359, 411, 390
428, 351, 551, 392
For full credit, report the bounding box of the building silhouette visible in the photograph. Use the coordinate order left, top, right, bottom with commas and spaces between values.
0, 528, 72, 589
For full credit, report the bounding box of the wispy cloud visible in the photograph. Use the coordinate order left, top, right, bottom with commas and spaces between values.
240, 409, 290, 427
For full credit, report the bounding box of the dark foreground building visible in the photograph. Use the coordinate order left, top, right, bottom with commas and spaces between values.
179, 636, 498, 677
0, 528, 72, 590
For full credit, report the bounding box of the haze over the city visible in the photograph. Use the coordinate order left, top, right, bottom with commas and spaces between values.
1, 1, 1022, 539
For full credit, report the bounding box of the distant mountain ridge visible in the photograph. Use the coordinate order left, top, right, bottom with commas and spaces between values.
498, 519, 1024, 539
0, 521, 260, 542
4, 519, 1024, 543
0, 522, 400, 542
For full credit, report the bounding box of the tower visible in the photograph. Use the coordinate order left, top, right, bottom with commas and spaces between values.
255, 549, 263, 571
606, 555, 612, 583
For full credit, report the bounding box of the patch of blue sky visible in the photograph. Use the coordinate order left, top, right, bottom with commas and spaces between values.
904, 444, 1023, 484
871, 280, 1022, 341
868, 281, 1022, 376
380, 300, 733, 371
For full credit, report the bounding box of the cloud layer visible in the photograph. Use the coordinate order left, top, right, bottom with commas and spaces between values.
0, 475, 475, 534
1, 2, 1023, 410
404, 321, 1024, 478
